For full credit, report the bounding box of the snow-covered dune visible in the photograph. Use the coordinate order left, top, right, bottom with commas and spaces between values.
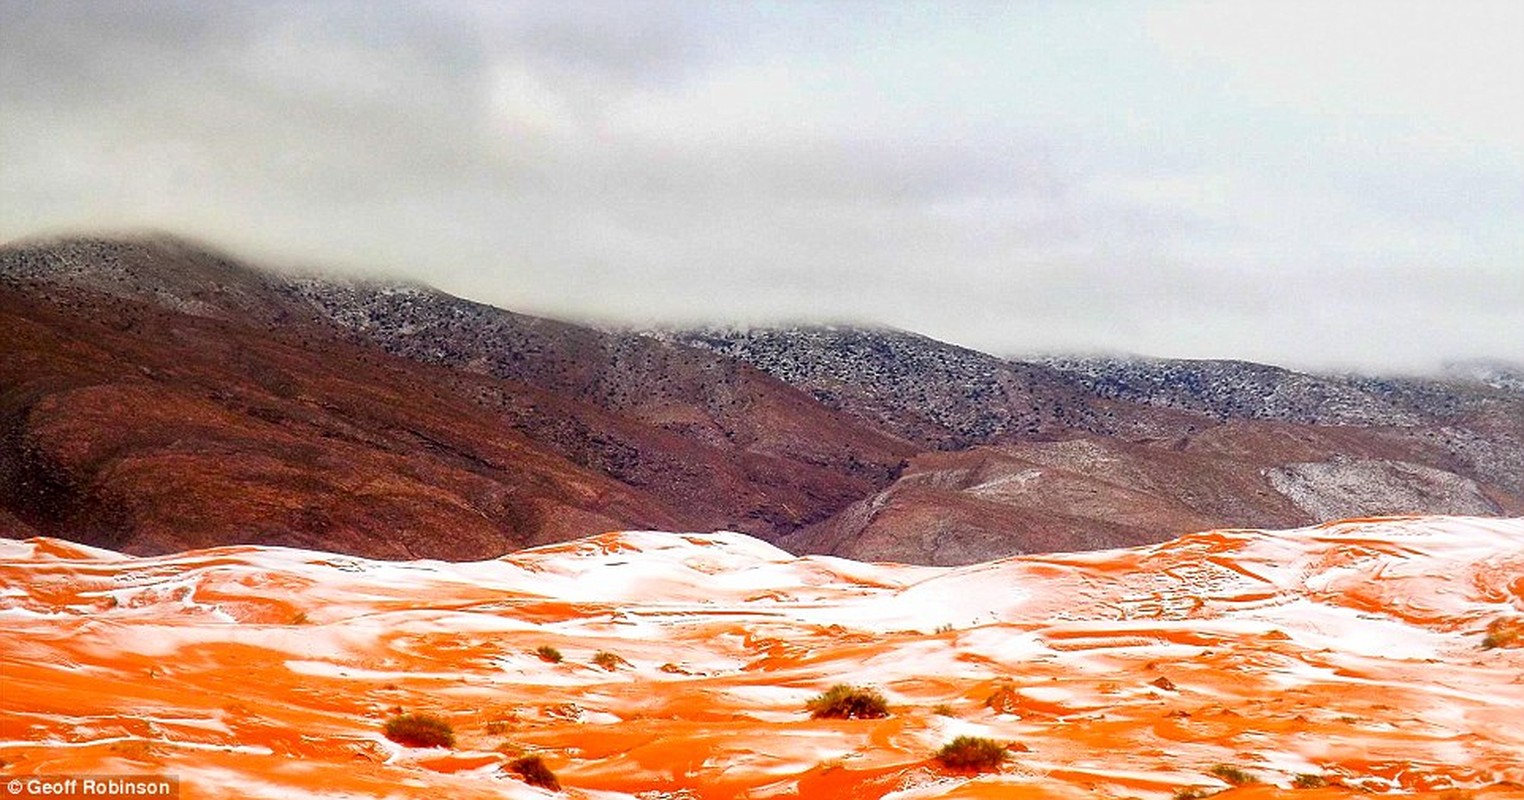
2, 517, 1521, 798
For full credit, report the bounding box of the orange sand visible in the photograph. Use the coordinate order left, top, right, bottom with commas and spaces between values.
2, 519, 1522, 799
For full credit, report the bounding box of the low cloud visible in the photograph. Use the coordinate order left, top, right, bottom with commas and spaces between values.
2, 0, 1519, 372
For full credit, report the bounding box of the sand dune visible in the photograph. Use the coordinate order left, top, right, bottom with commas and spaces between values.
2, 517, 1522, 798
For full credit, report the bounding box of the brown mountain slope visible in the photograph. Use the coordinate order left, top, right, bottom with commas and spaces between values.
282, 279, 914, 488
0, 288, 685, 557
675, 328, 1524, 564
0, 236, 912, 557
786, 422, 1520, 565
5, 234, 1520, 564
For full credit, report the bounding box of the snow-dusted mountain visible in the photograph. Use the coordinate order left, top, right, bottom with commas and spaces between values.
4, 234, 1522, 564
666, 325, 1524, 563
0, 236, 911, 558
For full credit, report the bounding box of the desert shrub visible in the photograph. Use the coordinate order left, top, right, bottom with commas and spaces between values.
1293, 773, 1328, 789
1209, 764, 1259, 786
540, 701, 583, 721
985, 685, 1021, 714
935, 735, 1008, 772
108, 741, 158, 761
536, 645, 563, 663
1481, 617, 1522, 649
383, 712, 454, 748
483, 718, 511, 735
508, 754, 560, 790
806, 684, 889, 719
1172, 789, 1210, 800
931, 703, 957, 716
592, 650, 626, 670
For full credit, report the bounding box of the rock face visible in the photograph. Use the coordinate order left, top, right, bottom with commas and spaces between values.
2, 233, 1522, 563
1265, 458, 1499, 521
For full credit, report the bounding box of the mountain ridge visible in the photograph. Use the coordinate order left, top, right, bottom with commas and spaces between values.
3, 232, 1521, 563
666, 322, 1523, 562
0, 234, 911, 557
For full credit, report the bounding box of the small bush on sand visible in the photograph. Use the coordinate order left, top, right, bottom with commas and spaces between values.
931, 703, 957, 716
935, 735, 1008, 772
1209, 764, 1259, 786
1293, 773, 1329, 789
508, 754, 560, 790
536, 645, 563, 663
1172, 789, 1210, 800
383, 712, 454, 748
806, 685, 889, 719
483, 718, 512, 735
1481, 617, 1522, 649
592, 650, 627, 670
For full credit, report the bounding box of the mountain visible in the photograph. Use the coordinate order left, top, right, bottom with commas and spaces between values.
0, 235, 910, 558
2, 516, 1521, 797
1039, 355, 1524, 505
282, 277, 912, 513
0, 248, 677, 558
4, 233, 1521, 564
654, 324, 1117, 448
670, 326, 1524, 563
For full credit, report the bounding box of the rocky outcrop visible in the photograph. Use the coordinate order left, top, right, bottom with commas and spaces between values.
1265, 458, 1500, 521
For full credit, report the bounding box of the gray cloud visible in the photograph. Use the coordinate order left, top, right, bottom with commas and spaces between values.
2, 0, 1520, 373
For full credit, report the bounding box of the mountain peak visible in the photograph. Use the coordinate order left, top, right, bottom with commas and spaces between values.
0, 232, 298, 323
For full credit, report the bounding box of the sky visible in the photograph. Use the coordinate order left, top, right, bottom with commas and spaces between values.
2, 0, 1521, 372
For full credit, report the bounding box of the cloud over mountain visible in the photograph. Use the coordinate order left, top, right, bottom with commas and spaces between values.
3, 1, 1520, 371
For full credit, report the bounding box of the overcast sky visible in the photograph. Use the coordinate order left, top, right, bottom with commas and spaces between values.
2, 1, 1521, 372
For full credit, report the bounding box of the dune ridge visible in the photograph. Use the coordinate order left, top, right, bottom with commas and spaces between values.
1, 516, 1522, 798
